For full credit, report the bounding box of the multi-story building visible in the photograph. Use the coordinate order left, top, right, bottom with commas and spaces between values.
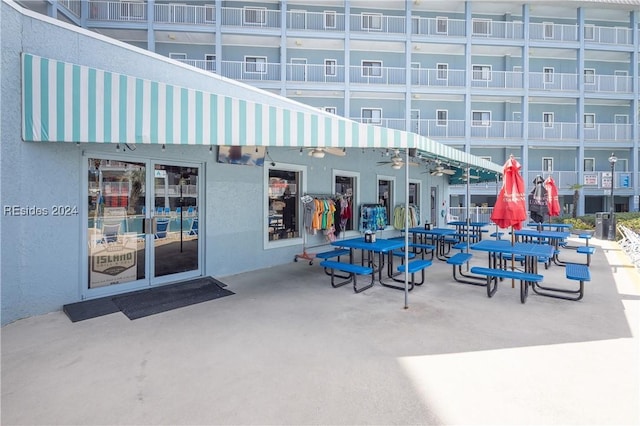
21, 0, 639, 215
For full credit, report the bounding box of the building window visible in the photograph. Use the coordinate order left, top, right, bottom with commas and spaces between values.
362, 108, 382, 124
362, 61, 382, 77
472, 18, 491, 35
245, 56, 267, 73
584, 24, 595, 40
436, 17, 448, 34
334, 171, 359, 232
204, 54, 215, 72
244, 7, 266, 25
324, 10, 336, 29
543, 112, 554, 128
267, 167, 302, 242
324, 107, 337, 114
543, 22, 554, 39
584, 113, 595, 128
325, 59, 337, 76
409, 181, 420, 206
584, 69, 595, 84
472, 65, 491, 81
542, 158, 554, 173
584, 158, 595, 172
377, 177, 395, 228
436, 110, 448, 126
169, 53, 187, 61
543, 67, 554, 83
472, 111, 491, 127
362, 13, 382, 30
205, 5, 214, 23
436, 63, 448, 80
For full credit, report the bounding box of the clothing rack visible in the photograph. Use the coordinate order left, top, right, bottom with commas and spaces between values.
294, 193, 337, 265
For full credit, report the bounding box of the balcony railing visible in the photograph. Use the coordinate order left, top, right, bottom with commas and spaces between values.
285, 63, 346, 83
154, 3, 215, 25
221, 7, 281, 29
59, 0, 81, 17
470, 70, 524, 89
84, 3, 636, 47
219, 61, 281, 81
349, 65, 406, 85
287, 10, 345, 31
411, 69, 466, 87
584, 74, 633, 93
527, 171, 633, 190
528, 122, 579, 140
529, 72, 578, 91
177, 59, 216, 73
583, 124, 632, 141
89, 1, 147, 21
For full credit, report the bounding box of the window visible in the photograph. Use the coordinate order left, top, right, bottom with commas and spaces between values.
245, 56, 266, 73
543, 22, 554, 39
584, 24, 595, 40
584, 113, 595, 128
436, 63, 448, 80
377, 177, 395, 228
513, 111, 521, 121
205, 5, 214, 23
324, 10, 336, 29
324, 107, 337, 114
436, 17, 448, 34
121, 0, 144, 20
169, 53, 187, 61
472, 65, 491, 81
266, 165, 304, 244
472, 111, 491, 127
472, 18, 491, 35
543, 67, 554, 83
204, 54, 215, 72
324, 59, 337, 76
436, 110, 448, 126
362, 108, 382, 124
244, 7, 266, 25
409, 181, 420, 206
362, 13, 382, 30
584, 158, 595, 172
362, 61, 382, 77
333, 171, 359, 232
542, 158, 554, 173
543, 113, 554, 128
584, 69, 595, 84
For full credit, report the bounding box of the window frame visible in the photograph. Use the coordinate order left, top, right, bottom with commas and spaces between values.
543, 67, 554, 84
584, 24, 595, 40
361, 60, 383, 77
543, 112, 554, 128
264, 162, 307, 249
472, 64, 492, 81
244, 56, 267, 74
361, 12, 382, 31
333, 169, 360, 235
472, 18, 491, 36
436, 109, 448, 126
584, 113, 595, 128
543, 21, 554, 39
361, 108, 382, 125
324, 59, 337, 77
243, 6, 266, 25
436, 63, 448, 80
583, 158, 595, 172
542, 157, 554, 173
376, 175, 396, 230
472, 110, 491, 127
324, 10, 337, 29
584, 68, 596, 84
436, 16, 448, 34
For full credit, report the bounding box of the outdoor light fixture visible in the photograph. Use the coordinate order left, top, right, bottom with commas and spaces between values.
608, 152, 617, 241
311, 149, 325, 159
116, 143, 120, 152
391, 163, 403, 170
209, 146, 213, 154
162, 144, 166, 152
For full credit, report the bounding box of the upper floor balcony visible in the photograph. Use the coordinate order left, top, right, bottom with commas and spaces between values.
179, 59, 634, 97
82, 2, 635, 47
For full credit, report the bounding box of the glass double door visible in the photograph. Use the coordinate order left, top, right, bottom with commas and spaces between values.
86, 157, 201, 293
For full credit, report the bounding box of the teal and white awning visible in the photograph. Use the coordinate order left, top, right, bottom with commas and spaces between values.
22, 53, 502, 174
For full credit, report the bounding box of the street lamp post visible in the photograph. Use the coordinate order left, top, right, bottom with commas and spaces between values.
608, 152, 617, 241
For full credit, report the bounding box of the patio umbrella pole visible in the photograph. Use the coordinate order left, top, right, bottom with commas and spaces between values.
404, 147, 410, 309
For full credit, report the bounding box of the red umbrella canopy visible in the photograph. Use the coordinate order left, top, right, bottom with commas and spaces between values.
491, 156, 527, 230
544, 176, 561, 217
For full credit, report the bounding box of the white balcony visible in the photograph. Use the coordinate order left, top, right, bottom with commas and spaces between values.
88, 1, 146, 21
154, 3, 215, 25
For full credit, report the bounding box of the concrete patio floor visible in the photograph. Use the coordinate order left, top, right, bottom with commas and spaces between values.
2, 236, 639, 425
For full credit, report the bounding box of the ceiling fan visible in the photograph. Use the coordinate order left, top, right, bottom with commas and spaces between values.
428, 161, 456, 176
377, 149, 419, 169
302, 147, 346, 158
462, 172, 480, 181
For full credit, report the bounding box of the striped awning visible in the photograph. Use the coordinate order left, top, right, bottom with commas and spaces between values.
21, 53, 502, 174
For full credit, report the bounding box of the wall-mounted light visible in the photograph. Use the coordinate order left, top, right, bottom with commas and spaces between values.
116, 143, 120, 152
295, 40, 302, 46
209, 146, 213, 154
168, 34, 176, 40
162, 144, 166, 152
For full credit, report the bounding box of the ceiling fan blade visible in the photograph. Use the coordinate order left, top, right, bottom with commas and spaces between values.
443, 169, 456, 175
324, 147, 347, 157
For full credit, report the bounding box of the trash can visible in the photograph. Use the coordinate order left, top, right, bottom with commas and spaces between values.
595, 212, 611, 239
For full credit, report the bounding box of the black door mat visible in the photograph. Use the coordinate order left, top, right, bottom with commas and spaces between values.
111, 277, 234, 320
62, 277, 232, 322
63, 297, 121, 322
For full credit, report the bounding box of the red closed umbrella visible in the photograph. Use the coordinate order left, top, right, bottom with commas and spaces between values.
491, 156, 527, 230
544, 176, 561, 217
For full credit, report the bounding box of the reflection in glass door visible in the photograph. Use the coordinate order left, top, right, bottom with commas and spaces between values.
87, 158, 146, 289
86, 158, 201, 292
153, 164, 199, 278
